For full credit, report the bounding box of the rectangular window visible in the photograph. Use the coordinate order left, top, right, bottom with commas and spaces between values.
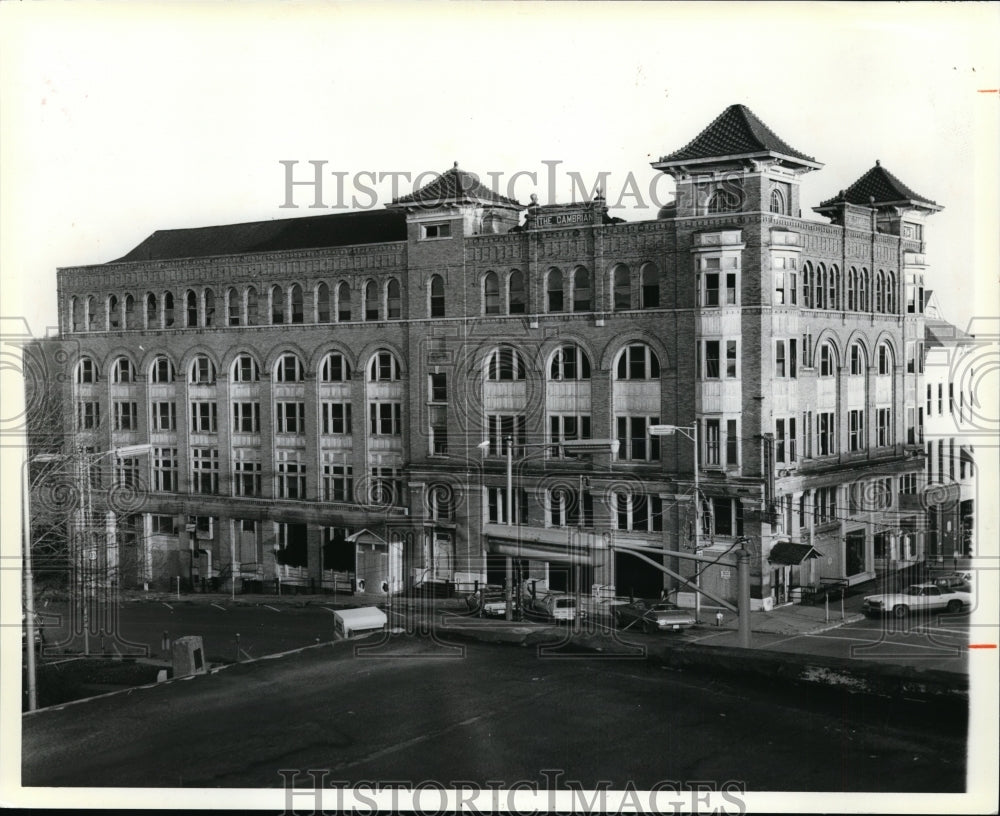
151, 401, 176, 432
152, 447, 177, 492
801, 332, 813, 368
704, 273, 720, 307
369, 467, 402, 506
368, 402, 402, 436
818, 412, 835, 456
429, 372, 447, 402
430, 405, 448, 455
422, 222, 451, 240
151, 515, 175, 535
232, 402, 260, 433
277, 456, 306, 499
711, 498, 744, 537
937, 384, 943, 414
789, 339, 797, 378
775, 419, 786, 463
191, 447, 219, 494
849, 409, 865, 451
322, 402, 352, 435
774, 270, 785, 305
113, 401, 137, 431
549, 488, 594, 528
76, 400, 101, 430
704, 419, 721, 467
614, 493, 663, 533
487, 414, 526, 456
232, 451, 262, 497
486, 486, 527, 525
876, 408, 892, 447
726, 341, 737, 378
726, 419, 738, 467
705, 341, 720, 378
550, 414, 592, 457
276, 401, 305, 434
190, 401, 218, 433
615, 416, 660, 462
726, 273, 737, 305
322, 462, 354, 502
789, 272, 797, 305
775, 341, 786, 378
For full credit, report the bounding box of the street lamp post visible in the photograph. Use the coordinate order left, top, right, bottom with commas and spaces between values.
480, 437, 619, 623
649, 424, 700, 621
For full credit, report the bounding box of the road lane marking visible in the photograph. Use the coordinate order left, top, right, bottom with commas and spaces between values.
264, 605, 281, 613
776, 632, 964, 652
211, 603, 227, 612
162, 603, 173, 610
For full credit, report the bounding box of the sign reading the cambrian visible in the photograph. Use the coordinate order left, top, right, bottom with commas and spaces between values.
526, 202, 604, 230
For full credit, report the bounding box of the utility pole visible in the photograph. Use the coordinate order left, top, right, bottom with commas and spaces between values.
505, 435, 513, 621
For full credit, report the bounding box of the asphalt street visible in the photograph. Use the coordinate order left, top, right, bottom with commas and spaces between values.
33, 598, 975, 674
22, 636, 966, 791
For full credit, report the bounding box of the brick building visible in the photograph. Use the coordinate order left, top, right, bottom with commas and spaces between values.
45, 104, 938, 606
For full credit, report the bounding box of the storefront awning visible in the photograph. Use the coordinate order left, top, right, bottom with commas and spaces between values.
768, 541, 823, 566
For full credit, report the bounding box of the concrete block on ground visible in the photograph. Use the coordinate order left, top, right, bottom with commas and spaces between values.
171, 635, 207, 677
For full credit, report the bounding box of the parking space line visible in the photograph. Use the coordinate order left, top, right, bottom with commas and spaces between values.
264, 605, 281, 613
211, 603, 227, 612
162, 603, 172, 610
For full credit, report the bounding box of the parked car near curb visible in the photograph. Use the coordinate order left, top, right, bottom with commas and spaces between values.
862, 583, 971, 618
614, 600, 697, 633
525, 592, 581, 622
465, 585, 507, 618
932, 572, 972, 591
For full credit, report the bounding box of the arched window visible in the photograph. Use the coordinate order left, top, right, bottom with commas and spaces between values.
819, 342, 836, 377
615, 344, 660, 380
150, 355, 174, 383
770, 188, 786, 215
290, 284, 304, 324
886, 272, 897, 314
549, 344, 591, 380
75, 357, 96, 384
270, 285, 284, 324
483, 272, 500, 315
486, 347, 526, 381
246, 287, 258, 325
227, 288, 241, 326
429, 275, 445, 318
231, 354, 260, 383
875, 271, 885, 313
204, 288, 215, 327
847, 268, 858, 311
368, 350, 401, 381
814, 265, 826, 310
386, 278, 401, 320
320, 352, 351, 382
859, 268, 869, 312
828, 265, 839, 310
274, 353, 303, 383
801, 263, 812, 309
185, 290, 199, 327
189, 355, 216, 385
112, 357, 136, 384
546, 268, 564, 313
612, 264, 631, 311
364, 281, 379, 321
640, 262, 660, 309
145, 293, 157, 328
507, 270, 525, 315
337, 282, 351, 321
108, 295, 121, 329
572, 267, 591, 312
316, 282, 331, 323
86, 296, 97, 331
877, 343, 893, 375
163, 292, 175, 327
707, 188, 741, 213
123, 294, 135, 329
849, 342, 866, 376
71, 297, 83, 332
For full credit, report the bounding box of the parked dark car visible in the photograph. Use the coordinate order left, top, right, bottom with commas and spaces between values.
614, 600, 696, 633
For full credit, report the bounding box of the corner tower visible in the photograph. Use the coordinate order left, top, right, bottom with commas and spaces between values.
651, 104, 822, 218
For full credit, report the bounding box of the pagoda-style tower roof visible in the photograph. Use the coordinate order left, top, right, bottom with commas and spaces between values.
390, 162, 520, 209
652, 104, 822, 174
814, 160, 942, 215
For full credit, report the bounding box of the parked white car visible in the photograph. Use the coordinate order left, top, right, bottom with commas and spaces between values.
863, 583, 970, 618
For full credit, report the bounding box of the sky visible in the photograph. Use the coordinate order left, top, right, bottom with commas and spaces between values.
2, 2, 998, 339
